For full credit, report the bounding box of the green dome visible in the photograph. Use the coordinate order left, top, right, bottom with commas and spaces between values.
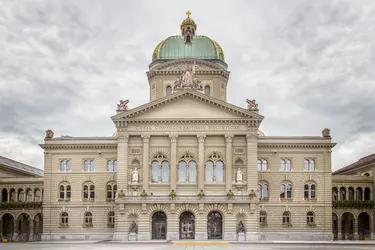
152, 35, 225, 62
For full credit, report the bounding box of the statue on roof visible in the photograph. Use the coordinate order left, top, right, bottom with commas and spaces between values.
117, 99, 129, 111
246, 99, 259, 111
45, 129, 54, 139
174, 61, 202, 90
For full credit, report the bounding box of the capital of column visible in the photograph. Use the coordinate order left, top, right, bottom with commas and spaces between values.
169, 134, 178, 143
197, 134, 206, 143
225, 133, 234, 143
118, 135, 129, 143
141, 134, 150, 143
246, 133, 257, 143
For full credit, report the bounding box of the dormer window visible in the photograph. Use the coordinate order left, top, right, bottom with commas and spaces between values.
186, 35, 191, 43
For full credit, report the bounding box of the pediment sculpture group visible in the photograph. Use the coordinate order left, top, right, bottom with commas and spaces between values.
131, 167, 243, 183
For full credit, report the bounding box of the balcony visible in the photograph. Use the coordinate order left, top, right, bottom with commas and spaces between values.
0, 201, 43, 209
118, 195, 257, 204
333, 200, 375, 209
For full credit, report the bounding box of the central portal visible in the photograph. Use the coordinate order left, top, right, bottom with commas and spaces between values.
152, 211, 167, 240
179, 211, 195, 239
207, 211, 223, 239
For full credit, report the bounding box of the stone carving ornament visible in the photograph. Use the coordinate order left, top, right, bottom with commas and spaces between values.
246, 99, 258, 111
236, 168, 243, 183
174, 61, 202, 90
117, 99, 129, 111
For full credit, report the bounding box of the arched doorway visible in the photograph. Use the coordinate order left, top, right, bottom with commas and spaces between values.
179, 211, 195, 239
17, 213, 30, 241
341, 212, 354, 240
1, 213, 14, 240
152, 211, 167, 240
34, 213, 43, 241
332, 213, 338, 240
358, 212, 371, 240
207, 211, 223, 239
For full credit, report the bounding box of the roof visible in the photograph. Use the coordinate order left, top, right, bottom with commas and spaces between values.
0, 156, 44, 177
333, 153, 375, 175
152, 35, 225, 62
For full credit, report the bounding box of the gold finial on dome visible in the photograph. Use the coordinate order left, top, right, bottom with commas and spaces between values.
181, 11, 196, 43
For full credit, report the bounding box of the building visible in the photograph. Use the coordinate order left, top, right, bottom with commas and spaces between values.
0, 12, 373, 241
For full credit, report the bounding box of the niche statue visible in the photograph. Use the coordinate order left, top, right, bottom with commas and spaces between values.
129, 221, 138, 234
237, 221, 245, 233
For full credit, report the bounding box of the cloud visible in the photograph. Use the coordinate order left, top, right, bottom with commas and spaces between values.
0, 0, 374, 171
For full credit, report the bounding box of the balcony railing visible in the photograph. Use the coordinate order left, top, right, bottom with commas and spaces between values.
332, 200, 375, 209
118, 195, 256, 203
0, 201, 43, 209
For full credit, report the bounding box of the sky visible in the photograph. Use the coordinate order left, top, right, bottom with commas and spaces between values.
0, 0, 374, 171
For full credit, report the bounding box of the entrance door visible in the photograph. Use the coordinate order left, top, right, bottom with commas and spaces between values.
207, 211, 222, 239
152, 211, 167, 240
179, 211, 195, 239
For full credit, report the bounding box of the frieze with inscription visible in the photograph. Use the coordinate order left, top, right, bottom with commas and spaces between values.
129, 124, 247, 132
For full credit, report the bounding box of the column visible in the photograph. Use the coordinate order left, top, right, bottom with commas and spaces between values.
142, 134, 150, 192
337, 217, 342, 240
225, 134, 234, 191
197, 134, 206, 192
12, 220, 18, 241
117, 135, 129, 192
29, 220, 34, 241
169, 134, 178, 191
354, 217, 359, 240
245, 133, 260, 241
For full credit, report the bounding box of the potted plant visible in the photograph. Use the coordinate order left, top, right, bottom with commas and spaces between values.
227, 189, 234, 200
197, 189, 205, 200
118, 190, 126, 198
169, 189, 177, 200
306, 222, 316, 228
140, 189, 148, 198
248, 189, 257, 199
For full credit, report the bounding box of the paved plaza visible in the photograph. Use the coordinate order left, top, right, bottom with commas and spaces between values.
2, 242, 375, 250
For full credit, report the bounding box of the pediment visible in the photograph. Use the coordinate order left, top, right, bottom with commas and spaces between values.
112, 90, 264, 122
152, 59, 223, 71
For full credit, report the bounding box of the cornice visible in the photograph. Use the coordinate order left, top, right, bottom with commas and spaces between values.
258, 143, 336, 149
39, 144, 118, 150
147, 70, 230, 80
112, 90, 264, 123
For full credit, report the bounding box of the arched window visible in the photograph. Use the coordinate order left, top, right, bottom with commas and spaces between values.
356, 187, 363, 200
150, 154, 170, 183
2, 189, 8, 202
113, 160, 118, 172
205, 153, 225, 183
34, 189, 42, 202
108, 211, 115, 227
66, 160, 71, 172
177, 154, 197, 184
280, 183, 292, 199
287, 184, 292, 198
59, 185, 65, 199
89, 160, 95, 172
258, 159, 267, 171
258, 183, 269, 199
60, 212, 69, 225
340, 187, 346, 200
84, 160, 89, 172
66, 185, 71, 199
260, 211, 267, 226
332, 187, 338, 201
304, 183, 317, 199
26, 189, 32, 201
106, 183, 117, 200
10, 189, 16, 202
204, 85, 211, 96
280, 160, 285, 171
83, 183, 95, 200
84, 212, 93, 226
280, 184, 285, 199
18, 189, 25, 201
60, 160, 65, 172
90, 185, 95, 198
83, 185, 89, 199
364, 187, 371, 201
307, 211, 314, 224
286, 159, 291, 171
282, 211, 291, 225
348, 187, 354, 200
305, 159, 315, 171
107, 160, 113, 172
310, 159, 315, 171
166, 86, 172, 96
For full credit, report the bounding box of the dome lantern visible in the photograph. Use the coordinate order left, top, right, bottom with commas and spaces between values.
180, 10, 196, 44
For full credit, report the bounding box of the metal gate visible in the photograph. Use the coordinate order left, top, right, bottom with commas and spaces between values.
152, 212, 167, 240
207, 211, 222, 239
179, 212, 195, 239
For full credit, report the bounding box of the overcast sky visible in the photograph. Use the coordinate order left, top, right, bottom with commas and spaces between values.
0, 0, 374, 171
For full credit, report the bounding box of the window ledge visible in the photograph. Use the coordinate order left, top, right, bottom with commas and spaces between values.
149, 183, 170, 186
204, 183, 225, 185
282, 223, 293, 228
59, 224, 69, 228
280, 198, 293, 201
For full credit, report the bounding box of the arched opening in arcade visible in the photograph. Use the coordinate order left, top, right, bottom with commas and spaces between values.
17, 213, 31, 241
179, 211, 195, 239
33, 213, 43, 241
1, 213, 14, 240
358, 212, 371, 240
332, 213, 338, 240
341, 212, 354, 240
207, 211, 223, 239
151, 211, 167, 240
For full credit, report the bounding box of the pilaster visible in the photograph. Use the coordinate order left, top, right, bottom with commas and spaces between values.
29, 220, 34, 241
142, 134, 150, 192
225, 134, 234, 191
117, 135, 129, 192
170, 134, 178, 191
197, 134, 206, 192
